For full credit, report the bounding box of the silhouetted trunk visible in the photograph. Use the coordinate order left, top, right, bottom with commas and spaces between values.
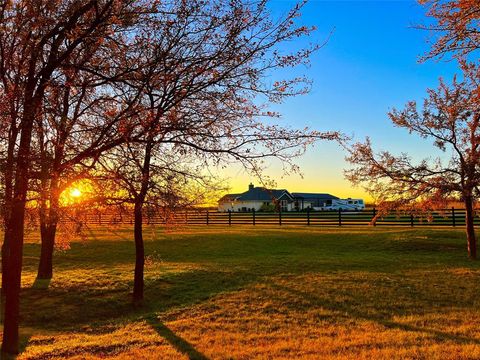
132, 140, 153, 305
464, 194, 477, 260
2, 200, 26, 355
133, 200, 144, 304
2, 127, 18, 297
37, 224, 57, 279
36, 175, 60, 280
1, 242, 8, 297
2, 104, 36, 355
1, 72, 43, 352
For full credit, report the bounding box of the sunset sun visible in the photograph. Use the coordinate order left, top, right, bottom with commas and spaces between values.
70, 188, 82, 198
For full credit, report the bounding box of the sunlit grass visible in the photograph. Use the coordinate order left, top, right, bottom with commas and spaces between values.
5, 226, 480, 359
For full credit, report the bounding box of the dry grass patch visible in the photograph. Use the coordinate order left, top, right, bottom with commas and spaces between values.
3, 226, 480, 359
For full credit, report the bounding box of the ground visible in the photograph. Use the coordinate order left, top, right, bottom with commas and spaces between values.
5, 226, 480, 359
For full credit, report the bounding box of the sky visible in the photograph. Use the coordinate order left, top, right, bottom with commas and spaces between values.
218, 0, 459, 201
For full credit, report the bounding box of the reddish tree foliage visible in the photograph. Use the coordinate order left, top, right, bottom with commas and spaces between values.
0, 0, 141, 354
0, 0, 338, 354
94, 0, 338, 304
420, 0, 480, 60
345, 1, 480, 259
345, 63, 480, 259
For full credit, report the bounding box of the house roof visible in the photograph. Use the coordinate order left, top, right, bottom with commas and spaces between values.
218, 193, 241, 202
237, 187, 292, 201
291, 193, 339, 200
218, 187, 294, 203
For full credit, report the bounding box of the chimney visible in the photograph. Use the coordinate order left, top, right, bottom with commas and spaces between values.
249, 183, 254, 191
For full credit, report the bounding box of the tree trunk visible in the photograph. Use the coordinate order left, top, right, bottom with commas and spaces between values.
37, 224, 57, 279
132, 140, 153, 305
2, 92, 38, 355
36, 178, 60, 280
2, 138, 32, 355
464, 195, 477, 260
1, 241, 8, 297
132, 201, 144, 304
2, 128, 18, 297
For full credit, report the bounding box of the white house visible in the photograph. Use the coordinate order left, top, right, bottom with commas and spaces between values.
218, 183, 343, 212
218, 183, 295, 212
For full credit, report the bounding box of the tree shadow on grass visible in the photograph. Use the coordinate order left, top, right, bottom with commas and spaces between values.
17, 232, 480, 357
147, 319, 210, 360
269, 281, 480, 346
18, 246, 480, 333
19, 268, 259, 331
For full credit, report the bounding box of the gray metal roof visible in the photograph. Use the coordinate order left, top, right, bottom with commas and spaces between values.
219, 187, 339, 204
219, 187, 294, 203
291, 193, 339, 200
237, 187, 292, 201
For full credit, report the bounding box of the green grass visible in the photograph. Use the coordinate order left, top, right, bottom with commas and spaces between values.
6, 225, 480, 359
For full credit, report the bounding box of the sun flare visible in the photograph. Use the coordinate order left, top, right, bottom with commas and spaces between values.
70, 188, 82, 198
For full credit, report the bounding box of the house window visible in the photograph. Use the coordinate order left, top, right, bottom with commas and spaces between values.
280, 200, 288, 212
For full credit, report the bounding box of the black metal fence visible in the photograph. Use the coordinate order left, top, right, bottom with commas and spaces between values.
79, 208, 473, 227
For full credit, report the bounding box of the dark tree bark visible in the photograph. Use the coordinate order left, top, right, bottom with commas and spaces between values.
132, 140, 153, 304
2, 99, 37, 355
0, 1, 136, 354
2, 127, 18, 297
36, 142, 61, 280
464, 194, 477, 260
37, 223, 57, 279
132, 200, 145, 304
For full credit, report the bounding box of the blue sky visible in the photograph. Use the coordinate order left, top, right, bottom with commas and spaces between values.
222, 0, 459, 200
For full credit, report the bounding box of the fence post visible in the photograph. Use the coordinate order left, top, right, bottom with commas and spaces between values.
279, 209, 282, 226
206, 210, 209, 226
228, 210, 232, 226
338, 208, 342, 226
253, 208, 256, 225
307, 208, 310, 226
452, 207, 456, 227
410, 213, 414, 227
185, 210, 188, 225
372, 207, 376, 227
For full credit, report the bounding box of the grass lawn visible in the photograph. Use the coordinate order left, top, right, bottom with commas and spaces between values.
6, 225, 480, 359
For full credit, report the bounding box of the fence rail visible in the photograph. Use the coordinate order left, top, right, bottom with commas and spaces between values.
69, 208, 475, 227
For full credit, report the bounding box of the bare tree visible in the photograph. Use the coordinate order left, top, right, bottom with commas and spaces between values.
103, 0, 338, 304
0, 0, 338, 353
345, 0, 480, 259
345, 63, 480, 259
0, 1, 142, 354
420, 0, 480, 60
98, 144, 221, 302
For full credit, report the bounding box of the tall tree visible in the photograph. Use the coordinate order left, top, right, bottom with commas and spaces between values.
345, 0, 480, 259
0, 0, 138, 354
104, 0, 337, 303
30, 54, 141, 280
345, 63, 480, 259
0, 0, 337, 353
98, 144, 220, 303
